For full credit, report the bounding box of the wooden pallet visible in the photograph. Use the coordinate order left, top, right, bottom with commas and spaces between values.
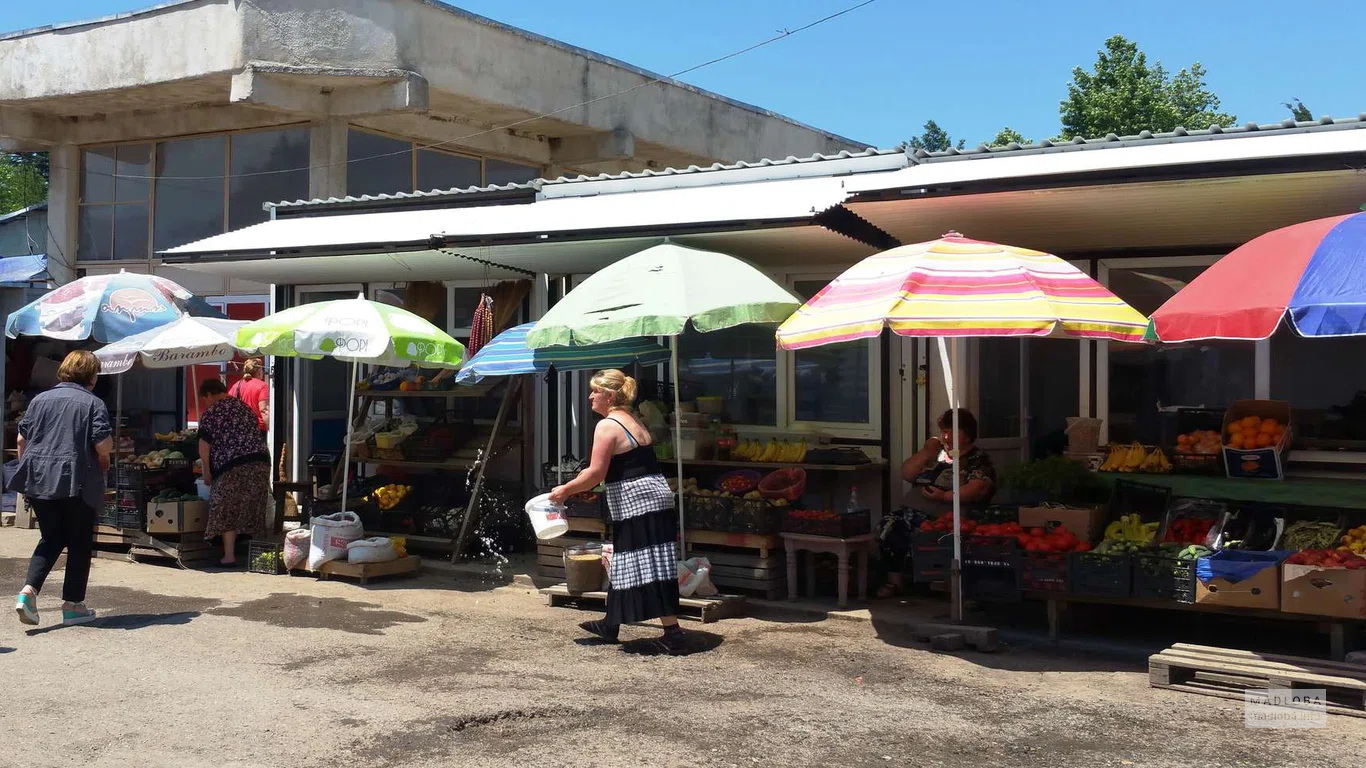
317, 556, 422, 584
686, 540, 786, 600
539, 583, 746, 624
128, 531, 216, 569
1149, 643, 1366, 718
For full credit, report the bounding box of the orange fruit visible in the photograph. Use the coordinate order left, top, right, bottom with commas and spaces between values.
1228, 424, 1243, 437
1257, 433, 1274, 448
1229, 435, 1244, 449
1177, 435, 1192, 447
1242, 416, 1260, 429
1260, 419, 1278, 434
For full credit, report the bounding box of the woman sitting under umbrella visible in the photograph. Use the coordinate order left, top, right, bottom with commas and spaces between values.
877, 408, 997, 598
197, 378, 271, 566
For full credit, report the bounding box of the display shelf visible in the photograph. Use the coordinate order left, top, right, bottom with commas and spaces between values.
348, 457, 477, 471
356, 381, 496, 399
679, 458, 887, 472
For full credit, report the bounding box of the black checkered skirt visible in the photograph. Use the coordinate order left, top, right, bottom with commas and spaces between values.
606, 473, 680, 624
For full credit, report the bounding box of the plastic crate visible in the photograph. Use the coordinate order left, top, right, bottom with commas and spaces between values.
963, 534, 1018, 569
97, 504, 121, 528
565, 492, 604, 519
1017, 551, 1069, 593
911, 530, 953, 583
1170, 452, 1224, 476
117, 508, 146, 531
247, 540, 287, 575
1132, 551, 1197, 602
728, 497, 780, 535
684, 494, 731, 531
780, 508, 871, 538
1069, 551, 1133, 598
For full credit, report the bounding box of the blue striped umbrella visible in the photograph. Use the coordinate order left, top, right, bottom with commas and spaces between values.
455, 322, 671, 384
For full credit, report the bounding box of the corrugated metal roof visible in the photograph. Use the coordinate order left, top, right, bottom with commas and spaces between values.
268, 148, 901, 211
269, 115, 1366, 213
167, 175, 855, 258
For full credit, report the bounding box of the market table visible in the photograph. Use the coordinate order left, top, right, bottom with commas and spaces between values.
1094, 472, 1366, 510
781, 532, 875, 609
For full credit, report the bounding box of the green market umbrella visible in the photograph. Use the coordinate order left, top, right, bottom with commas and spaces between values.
236, 294, 466, 513
527, 243, 801, 550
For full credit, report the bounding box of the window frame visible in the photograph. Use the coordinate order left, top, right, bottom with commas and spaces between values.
346, 126, 544, 194
782, 270, 882, 440
77, 124, 312, 265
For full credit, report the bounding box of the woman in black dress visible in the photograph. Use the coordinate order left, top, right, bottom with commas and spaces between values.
550, 369, 683, 653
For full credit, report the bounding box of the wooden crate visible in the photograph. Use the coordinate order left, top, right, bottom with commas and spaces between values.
317, 556, 422, 584
128, 531, 217, 569
1149, 642, 1366, 718
686, 536, 786, 600
537, 534, 605, 582
540, 583, 745, 623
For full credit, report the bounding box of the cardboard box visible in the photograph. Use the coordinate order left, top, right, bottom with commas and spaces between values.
146, 499, 207, 534
14, 493, 35, 529
1019, 505, 1105, 543
1195, 550, 1289, 610
1221, 400, 1292, 480
1281, 564, 1366, 619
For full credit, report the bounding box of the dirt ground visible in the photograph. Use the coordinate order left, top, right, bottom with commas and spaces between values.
2, 529, 1363, 768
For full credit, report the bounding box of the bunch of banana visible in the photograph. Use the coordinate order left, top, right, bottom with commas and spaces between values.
1103, 513, 1160, 545
1097, 442, 1172, 474
733, 439, 807, 462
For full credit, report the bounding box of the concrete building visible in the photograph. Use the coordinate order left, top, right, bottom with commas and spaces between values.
0, 203, 46, 258
0, 0, 865, 295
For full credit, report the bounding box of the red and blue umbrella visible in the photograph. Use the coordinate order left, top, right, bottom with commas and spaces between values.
4, 272, 214, 343
1148, 212, 1366, 341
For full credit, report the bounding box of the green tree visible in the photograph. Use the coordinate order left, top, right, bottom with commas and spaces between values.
1059, 35, 1235, 139
988, 127, 1030, 147
1283, 98, 1313, 122
0, 157, 47, 214
904, 120, 965, 152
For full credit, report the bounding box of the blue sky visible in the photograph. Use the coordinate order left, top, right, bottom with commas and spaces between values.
6, 0, 1364, 149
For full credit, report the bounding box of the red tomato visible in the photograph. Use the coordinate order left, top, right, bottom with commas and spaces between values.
1028, 527, 1045, 538
962, 521, 977, 533
919, 521, 934, 532
1074, 541, 1092, 552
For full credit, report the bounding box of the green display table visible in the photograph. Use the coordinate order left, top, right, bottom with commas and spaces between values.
1095, 473, 1366, 510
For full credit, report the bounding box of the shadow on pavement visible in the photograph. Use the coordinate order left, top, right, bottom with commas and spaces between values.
620, 629, 724, 657
25, 611, 202, 636
0, 647, 13, 654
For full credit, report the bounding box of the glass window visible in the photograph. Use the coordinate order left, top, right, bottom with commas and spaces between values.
154, 136, 227, 251
228, 127, 310, 229
677, 325, 777, 426
77, 205, 113, 261
1027, 339, 1080, 457
484, 158, 541, 186
977, 338, 1021, 439
417, 148, 481, 192
449, 287, 486, 331
1271, 332, 1366, 447
81, 147, 116, 204
1106, 265, 1255, 444
347, 129, 412, 197
791, 279, 869, 424
79, 144, 152, 261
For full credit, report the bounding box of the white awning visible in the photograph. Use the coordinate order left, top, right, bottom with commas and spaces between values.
161, 176, 854, 259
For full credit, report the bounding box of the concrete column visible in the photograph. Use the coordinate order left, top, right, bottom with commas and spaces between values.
45, 144, 79, 283
308, 119, 349, 200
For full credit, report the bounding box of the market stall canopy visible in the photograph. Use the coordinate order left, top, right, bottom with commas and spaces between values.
4, 271, 217, 342
455, 322, 671, 384
157, 177, 872, 283
94, 316, 250, 375
775, 232, 1150, 350
1147, 212, 1366, 342
0, 254, 47, 285
236, 294, 465, 369
526, 242, 801, 348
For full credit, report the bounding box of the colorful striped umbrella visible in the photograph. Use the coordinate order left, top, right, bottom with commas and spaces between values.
455, 322, 671, 384
4, 271, 213, 343
775, 232, 1149, 350
775, 232, 1149, 623
1147, 212, 1366, 342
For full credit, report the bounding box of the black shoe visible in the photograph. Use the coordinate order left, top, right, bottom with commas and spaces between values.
579, 619, 620, 643
653, 628, 686, 655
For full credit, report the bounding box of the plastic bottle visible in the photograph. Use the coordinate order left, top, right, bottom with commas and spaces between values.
847, 486, 860, 513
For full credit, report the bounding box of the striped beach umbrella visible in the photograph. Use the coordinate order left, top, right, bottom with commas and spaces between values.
455, 322, 671, 384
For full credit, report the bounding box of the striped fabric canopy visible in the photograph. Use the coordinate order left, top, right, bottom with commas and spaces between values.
455, 322, 672, 384
776, 233, 1149, 349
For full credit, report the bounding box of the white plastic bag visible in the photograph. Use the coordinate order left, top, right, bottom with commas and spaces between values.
347, 536, 399, 564
678, 557, 718, 598
283, 528, 311, 571
308, 511, 363, 570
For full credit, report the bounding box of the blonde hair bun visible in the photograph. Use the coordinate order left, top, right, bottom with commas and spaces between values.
590, 368, 638, 409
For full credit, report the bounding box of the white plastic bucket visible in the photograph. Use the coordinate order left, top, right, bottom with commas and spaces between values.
525, 492, 570, 540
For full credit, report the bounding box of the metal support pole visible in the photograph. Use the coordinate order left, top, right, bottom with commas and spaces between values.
452, 380, 517, 562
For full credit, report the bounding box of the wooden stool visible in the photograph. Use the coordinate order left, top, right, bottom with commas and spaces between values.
780, 532, 875, 609
273, 481, 313, 533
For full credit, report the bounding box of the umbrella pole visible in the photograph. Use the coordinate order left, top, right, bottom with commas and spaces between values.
453, 379, 516, 563
672, 338, 686, 556
950, 338, 964, 623
339, 360, 358, 518
557, 369, 565, 484
191, 366, 199, 426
